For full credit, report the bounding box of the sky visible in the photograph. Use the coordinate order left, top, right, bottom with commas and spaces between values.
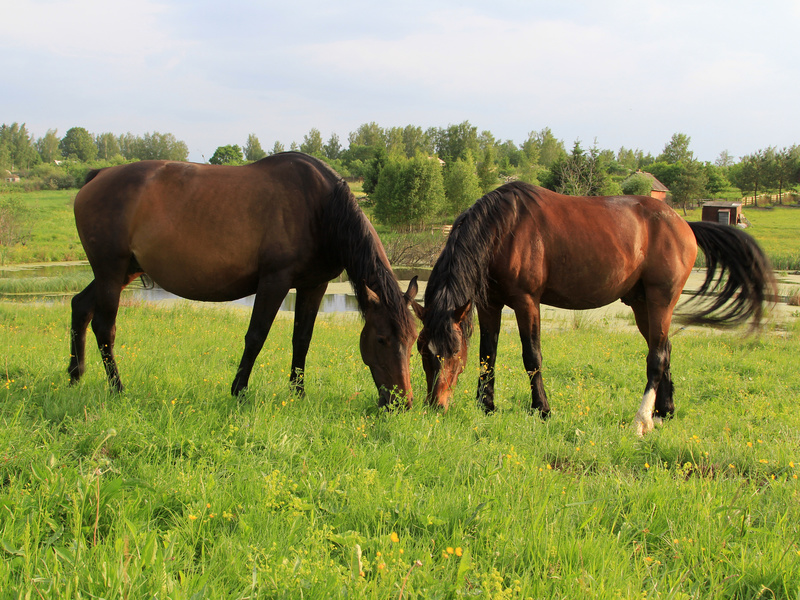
2, 0, 799, 164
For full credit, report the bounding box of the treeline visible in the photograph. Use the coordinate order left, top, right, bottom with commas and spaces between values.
245, 123, 797, 227
3, 121, 799, 229
0, 124, 188, 190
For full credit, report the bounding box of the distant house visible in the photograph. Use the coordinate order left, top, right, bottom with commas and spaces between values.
636, 170, 669, 201
4, 170, 20, 183
702, 201, 743, 226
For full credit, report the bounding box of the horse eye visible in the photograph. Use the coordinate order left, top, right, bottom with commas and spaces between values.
377, 336, 388, 346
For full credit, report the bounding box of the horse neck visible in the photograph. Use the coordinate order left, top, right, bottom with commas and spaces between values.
324, 184, 400, 312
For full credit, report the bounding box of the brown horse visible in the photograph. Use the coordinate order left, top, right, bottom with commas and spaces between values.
412, 182, 776, 436
69, 152, 418, 406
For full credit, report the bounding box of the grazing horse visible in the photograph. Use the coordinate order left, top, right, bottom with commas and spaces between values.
69, 152, 418, 406
412, 182, 776, 436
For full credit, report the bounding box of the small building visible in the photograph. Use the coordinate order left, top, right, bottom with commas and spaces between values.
4, 170, 20, 183
701, 201, 743, 226
634, 170, 669, 201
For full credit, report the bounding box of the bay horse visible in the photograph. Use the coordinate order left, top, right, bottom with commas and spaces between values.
69, 152, 418, 406
412, 182, 776, 436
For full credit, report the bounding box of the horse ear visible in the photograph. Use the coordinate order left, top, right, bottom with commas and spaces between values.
453, 301, 472, 324
362, 281, 380, 307
403, 276, 419, 304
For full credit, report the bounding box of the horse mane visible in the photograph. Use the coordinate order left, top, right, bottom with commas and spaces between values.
324, 177, 416, 339
423, 181, 524, 355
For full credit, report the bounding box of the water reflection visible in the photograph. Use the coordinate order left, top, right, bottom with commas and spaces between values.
136, 286, 360, 312
0, 263, 360, 312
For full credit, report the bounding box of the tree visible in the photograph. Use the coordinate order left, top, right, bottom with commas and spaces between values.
36, 129, 62, 164
244, 134, 266, 161
772, 146, 800, 204
670, 161, 708, 214
300, 128, 323, 156
270, 141, 285, 155
715, 150, 734, 168
95, 132, 121, 161
117, 131, 188, 161
402, 125, 431, 158
385, 127, 406, 158
373, 154, 445, 229
323, 133, 342, 160
658, 133, 694, 164
60, 127, 98, 162
443, 151, 482, 217
348, 122, 385, 149
528, 128, 565, 168
621, 172, 653, 196
544, 140, 612, 196
209, 144, 244, 165
476, 145, 498, 192
434, 121, 479, 163
362, 148, 388, 195
734, 150, 769, 207
0, 122, 40, 170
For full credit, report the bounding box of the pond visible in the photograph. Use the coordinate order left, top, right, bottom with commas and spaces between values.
0, 262, 361, 312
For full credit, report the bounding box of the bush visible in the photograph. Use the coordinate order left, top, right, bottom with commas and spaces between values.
372, 154, 445, 230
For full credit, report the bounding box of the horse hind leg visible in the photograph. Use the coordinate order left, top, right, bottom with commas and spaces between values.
68, 281, 97, 383
91, 280, 125, 392
629, 298, 675, 436
289, 282, 328, 396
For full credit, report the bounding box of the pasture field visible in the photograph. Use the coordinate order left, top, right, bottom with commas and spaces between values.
2, 189, 800, 270
0, 190, 84, 265
1, 301, 799, 598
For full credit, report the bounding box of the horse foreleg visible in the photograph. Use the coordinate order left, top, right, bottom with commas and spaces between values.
68, 281, 96, 384
475, 303, 502, 413
232, 277, 290, 396
289, 282, 328, 396
514, 299, 550, 418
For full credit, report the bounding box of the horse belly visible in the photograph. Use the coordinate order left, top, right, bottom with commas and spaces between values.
133, 234, 262, 302
539, 258, 642, 310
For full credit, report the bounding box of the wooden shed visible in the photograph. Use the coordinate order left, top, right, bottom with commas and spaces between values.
701, 201, 742, 226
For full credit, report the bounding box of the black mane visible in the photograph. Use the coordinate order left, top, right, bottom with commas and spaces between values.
423, 181, 525, 355
325, 178, 416, 339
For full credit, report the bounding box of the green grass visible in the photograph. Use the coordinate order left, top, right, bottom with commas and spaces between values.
0, 190, 84, 265
1, 301, 799, 598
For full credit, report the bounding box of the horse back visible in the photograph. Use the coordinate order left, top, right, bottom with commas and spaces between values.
73, 155, 342, 300
493, 186, 696, 309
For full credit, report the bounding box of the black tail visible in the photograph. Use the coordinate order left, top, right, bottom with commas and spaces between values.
679, 221, 777, 329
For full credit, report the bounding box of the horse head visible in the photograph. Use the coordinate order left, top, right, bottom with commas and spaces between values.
412, 301, 471, 410
360, 278, 419, 408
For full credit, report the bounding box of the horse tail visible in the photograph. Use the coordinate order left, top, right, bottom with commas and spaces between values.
83, 168, 103, 187
679, 221, 777, 330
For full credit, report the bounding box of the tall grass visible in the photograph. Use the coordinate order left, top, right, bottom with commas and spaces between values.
1, 302, 798, 598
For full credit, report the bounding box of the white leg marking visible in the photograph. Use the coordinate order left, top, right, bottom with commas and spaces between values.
633, 388, 656, 437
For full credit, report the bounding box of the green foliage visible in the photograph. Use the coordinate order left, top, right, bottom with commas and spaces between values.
621, 172, 653, 196
372, 154, 445, 228
244, 134, 266, 162
0, 302, 798, 597
658, 132, 694, 164
300, 127, 324, 157
361, 147, 387, 196
443, 151, 482, 217
544, 140, 615, 196
209, 144, 244, 166
60, 127, 98, 162
0, 123, 41, 171
670, 161, 708, 211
